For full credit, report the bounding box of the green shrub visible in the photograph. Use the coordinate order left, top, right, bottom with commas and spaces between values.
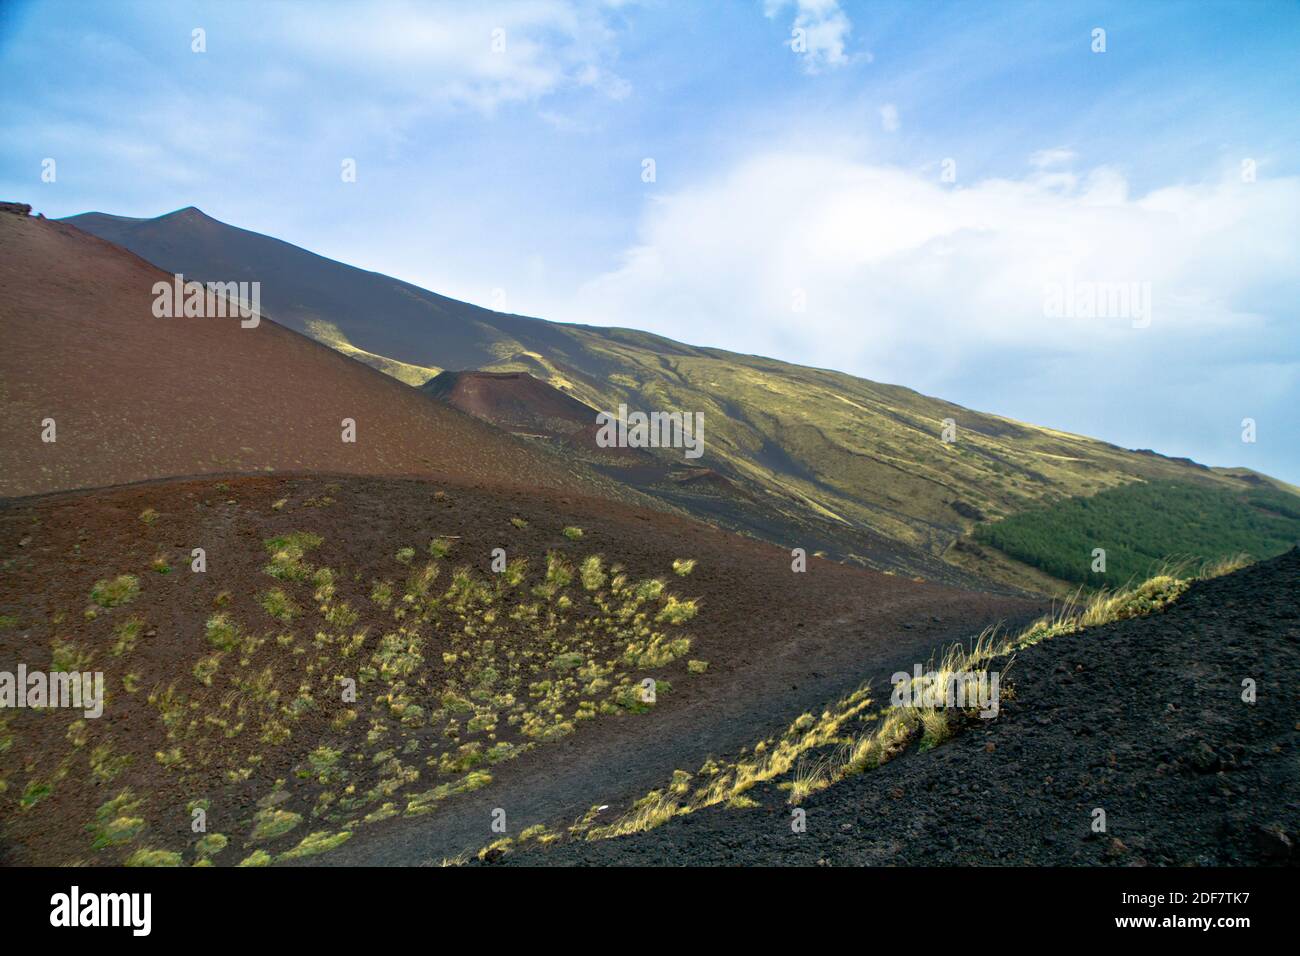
259, 588, 299, 621
91, 575, 140, 608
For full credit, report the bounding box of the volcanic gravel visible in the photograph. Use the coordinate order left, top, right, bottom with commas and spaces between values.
0, 473, 1040, 865
498, 549, 1300, 866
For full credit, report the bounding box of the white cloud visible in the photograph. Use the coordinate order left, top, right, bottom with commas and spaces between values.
262, 0, 630, 114
1, 0, 634, 213
569, 150, 1300, 459
766, 0, 854, 73
1029, 147, 1077, 168
880, 103, 899, 132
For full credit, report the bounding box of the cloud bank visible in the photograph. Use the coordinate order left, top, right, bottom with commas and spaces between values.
571, 151, 1299, 467
765, 0, 854, 72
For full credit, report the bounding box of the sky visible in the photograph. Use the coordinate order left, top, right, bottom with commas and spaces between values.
1, 0, 1298, 482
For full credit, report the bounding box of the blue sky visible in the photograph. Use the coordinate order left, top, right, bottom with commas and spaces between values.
2, 0, 1298, 482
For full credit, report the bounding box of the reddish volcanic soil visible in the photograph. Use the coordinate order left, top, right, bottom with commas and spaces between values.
422, 369, 652, 466
0, 212, 619, 500
0, 207, 1046, 867
422, 370, 598, 430
0, 474, 1041, 865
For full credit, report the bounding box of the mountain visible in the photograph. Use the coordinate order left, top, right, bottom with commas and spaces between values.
60, 206, 577, 373
62, 206, 1297, 591
0, 207, 627, 502
1, 204, 1049, 868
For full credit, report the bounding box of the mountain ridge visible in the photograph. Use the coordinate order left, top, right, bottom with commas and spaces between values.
0, 208, 638, 506
58, 204, 1298, 591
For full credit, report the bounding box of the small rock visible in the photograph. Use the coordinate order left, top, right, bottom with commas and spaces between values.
1189, 741, 1220, 772
1253, 824, 1293, 859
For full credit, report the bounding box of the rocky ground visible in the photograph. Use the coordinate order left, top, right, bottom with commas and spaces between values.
497, 548, 1300, 866
0, 473, 1039, 866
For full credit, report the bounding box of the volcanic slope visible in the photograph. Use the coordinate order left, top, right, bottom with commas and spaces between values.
494, 549, 1300, 867
419, 369, 938, 585
65, 206, 1293, 589
422, 370, 621, 456
0, 209, 626, 501
0, 473, 1039, 866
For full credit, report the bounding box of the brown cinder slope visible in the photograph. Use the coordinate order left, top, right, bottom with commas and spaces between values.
0, 471, 1041, 866
0, 210, 614, 500
422, 369, 657, 465
423, 369, 602, 438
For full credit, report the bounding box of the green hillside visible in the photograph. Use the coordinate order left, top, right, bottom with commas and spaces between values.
472, 332, 1287, 571
65, 207, 1298, 591
971, 481, 1300, 586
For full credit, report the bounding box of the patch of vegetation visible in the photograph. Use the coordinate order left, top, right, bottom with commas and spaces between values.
17, 524, 705, 866
974, 480, 1300, 586
581, 685, 872, 841
406, 770, 492, 816
278, 829, 351, 860
259, 588, 300, 621
205, 613, 240, 650
112, 617, 143, 656
656, 596, 698, 625
303, 317, 442, 386
195, 833, 228, 858
562, 526, 583, 540
90, 744, 131, 782
88, 791, 145, 850
125, 847, 183, 867
51, 638, 93, 672
91, 574, 140, 608
579, 555, 606, 591
263, 531, 324, 581
250, 807, 302, 843
19, 780, 52, 810
193, 655, 222, 686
